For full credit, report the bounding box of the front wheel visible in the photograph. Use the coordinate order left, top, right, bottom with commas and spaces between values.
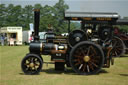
70, 41, 104, 75
21, 54, 43, 75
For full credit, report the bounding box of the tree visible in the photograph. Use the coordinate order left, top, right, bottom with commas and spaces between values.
22, 5, 33, 30
4, 4, 15, 26
0, 4, 6, 27
12, 5, 23, 26
39, 5, 55, 31
0, 1, 71, 33
1, 4, 23, 27
52, 0, 69, 34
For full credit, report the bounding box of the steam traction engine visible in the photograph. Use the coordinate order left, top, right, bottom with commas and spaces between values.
21, 9, 127, 75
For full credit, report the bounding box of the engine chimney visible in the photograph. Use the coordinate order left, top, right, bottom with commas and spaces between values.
34, 9, 40, 41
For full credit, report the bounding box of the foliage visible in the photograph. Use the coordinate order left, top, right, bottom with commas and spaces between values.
0, 4, 6, 27
0, 0, 128, 34
119, 25, 128, 32
0, 0, 73, 34
22, 5, 34, 30
119, 17, 128, 32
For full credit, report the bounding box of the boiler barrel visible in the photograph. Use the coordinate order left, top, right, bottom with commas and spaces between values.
29, 42, 42, 54
29, 42, 67, 54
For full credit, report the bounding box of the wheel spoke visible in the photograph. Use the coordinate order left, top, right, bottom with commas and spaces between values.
114, 51, 118, 56
90, 46, 97, 55
75, 62, 81, 66
92, 56, 100, 60
87, 65, 90, 72
34, 58, 38, 61
35, 62, 40, 66
24, 63, 30, 67
30, 67, 33, 71
90, 59, 99, 63
73, 59, 80, 62
32, 67, 35, 70
31, 57, 34, 63
90, 53, 95, 57
87, 46, 91, 55
90, 61, 98, 68
82, 63, 86, 72
26, 67, 29, 71
113, 41, 117, 47
79, 47, 86, 56
115, 48, 122, 51
115, 49, 120, 54
74, 55, 83, 58
79, 64, 83, 70
88, 62, 94, 71
116, 50, 120, 54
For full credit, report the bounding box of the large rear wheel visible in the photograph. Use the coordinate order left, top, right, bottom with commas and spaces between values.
70, 41, 104, 75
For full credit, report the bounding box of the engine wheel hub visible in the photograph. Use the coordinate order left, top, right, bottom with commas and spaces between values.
29, 63, 35, 68
75, 37, 80, 42
84, 56, 90, 62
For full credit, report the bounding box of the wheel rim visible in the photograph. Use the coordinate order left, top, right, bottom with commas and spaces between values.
111, 37, 125, 57
22, 55, 42, 74
70, 42, 104, 75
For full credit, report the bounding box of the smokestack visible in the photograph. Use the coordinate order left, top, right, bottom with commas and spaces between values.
34, 9, 40, 41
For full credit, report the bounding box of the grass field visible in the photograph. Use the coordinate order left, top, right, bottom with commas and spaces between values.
0, 46, 128, 85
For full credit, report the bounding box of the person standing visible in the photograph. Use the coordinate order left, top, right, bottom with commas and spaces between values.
29, 34, 34, 42
9, 37, 14, 46
1, 35, 5, 46
47, 24, 54, 33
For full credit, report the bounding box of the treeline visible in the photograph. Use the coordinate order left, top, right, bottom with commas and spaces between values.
118, 17, 128, 32
0, 0, 128, 33
0, 0, 79, 34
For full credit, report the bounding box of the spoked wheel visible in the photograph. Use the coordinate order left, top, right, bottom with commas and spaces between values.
21, 54, 43, 75
111, 36, 125, 57
70, 41, 104, 75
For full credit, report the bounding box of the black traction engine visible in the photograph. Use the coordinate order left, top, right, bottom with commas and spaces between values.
21, 9, 127, 75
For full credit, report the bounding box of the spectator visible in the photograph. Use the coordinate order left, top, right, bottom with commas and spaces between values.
29, 34, 34, 42
114, 27, 119, 34
9, 37, 14, 46
47, 24, 54, 33
1, 35, 5, 46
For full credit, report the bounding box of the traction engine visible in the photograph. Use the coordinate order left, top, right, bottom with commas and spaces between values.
21, 9, 127, 75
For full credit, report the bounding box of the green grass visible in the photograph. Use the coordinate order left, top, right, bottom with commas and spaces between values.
0, 46, 128, 85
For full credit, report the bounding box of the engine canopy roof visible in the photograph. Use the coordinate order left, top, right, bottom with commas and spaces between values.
64, 11, 119, 21
64, 11, 128, 25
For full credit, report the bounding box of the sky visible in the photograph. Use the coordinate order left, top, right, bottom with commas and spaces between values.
1, 0, 128, 17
